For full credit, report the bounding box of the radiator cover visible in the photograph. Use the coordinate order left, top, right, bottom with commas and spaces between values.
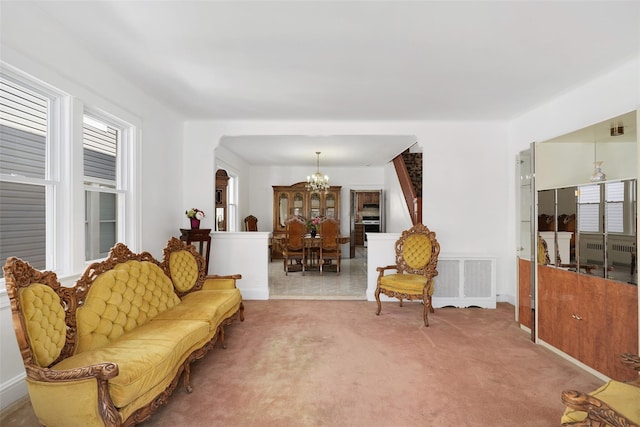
433, 256, 497, 308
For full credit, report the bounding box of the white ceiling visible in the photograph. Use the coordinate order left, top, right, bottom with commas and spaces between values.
6, 1, 639, 166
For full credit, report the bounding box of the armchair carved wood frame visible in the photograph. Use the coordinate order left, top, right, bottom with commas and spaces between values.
375, 223, 440, 326
561, 353, 640, 427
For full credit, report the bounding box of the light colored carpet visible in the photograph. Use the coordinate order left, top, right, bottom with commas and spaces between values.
2, 301, 603, 426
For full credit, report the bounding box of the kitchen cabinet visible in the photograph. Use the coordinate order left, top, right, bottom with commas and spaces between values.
356, 192, 380, 213
354, 223, 364, 246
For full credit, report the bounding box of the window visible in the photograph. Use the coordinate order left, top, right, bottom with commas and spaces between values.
578, 184, 600, 233
0, 77, 53, 277
227, 174, 237, 232
1, 67, 138, 277
578, 181, 630, 236
83, 114, 123, 261
605, 181, 624, 233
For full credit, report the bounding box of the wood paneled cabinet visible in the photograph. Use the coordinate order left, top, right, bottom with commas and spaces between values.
517, 258, 533, 331
354, 223, 365, 246
272, 182, 341, 258
537, 264, 638, 380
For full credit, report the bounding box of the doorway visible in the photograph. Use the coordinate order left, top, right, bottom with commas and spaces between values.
349, 189, 383, 258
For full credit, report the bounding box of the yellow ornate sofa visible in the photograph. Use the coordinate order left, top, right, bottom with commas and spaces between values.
3, 237, 244, 427
561, 353, 640, 427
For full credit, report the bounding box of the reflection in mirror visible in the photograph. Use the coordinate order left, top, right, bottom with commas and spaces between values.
278, 193, 289, 227
604, 179, 636, 284
556, 187, 577, 266
576, 179, 637, 284
538, 189, 557, 265
578, 183, 605, 277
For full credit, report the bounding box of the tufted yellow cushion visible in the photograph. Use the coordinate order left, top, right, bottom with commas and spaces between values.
403, 234, 432, 269
169, 251, 199, 292
19, 284, 67, 367
55, 319, 209, 408
76, 261, 180, 353
562, 381, 640, 424
380, 274, 431, 295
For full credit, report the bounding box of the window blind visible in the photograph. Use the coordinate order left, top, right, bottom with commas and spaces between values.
0, 79, 48, 276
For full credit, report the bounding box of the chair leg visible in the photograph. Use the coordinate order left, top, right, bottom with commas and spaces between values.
423, 295, 431, 327
375, 287, 382, 315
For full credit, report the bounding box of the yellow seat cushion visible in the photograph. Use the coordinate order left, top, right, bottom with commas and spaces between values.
153, 289, 242, 331
379, 273, 429, 295
561, 380, 640, 424
54, 319, 209, 408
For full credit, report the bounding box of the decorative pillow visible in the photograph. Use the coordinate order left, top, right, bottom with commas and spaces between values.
19, 284, 66, 367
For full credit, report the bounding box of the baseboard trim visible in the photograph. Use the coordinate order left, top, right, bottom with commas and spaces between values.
0, 373, 27, 412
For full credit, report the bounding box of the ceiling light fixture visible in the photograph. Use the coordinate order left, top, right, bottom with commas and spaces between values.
306, 151, 330, 193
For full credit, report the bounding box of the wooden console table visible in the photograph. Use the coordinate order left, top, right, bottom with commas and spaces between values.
179, 228, 212, 274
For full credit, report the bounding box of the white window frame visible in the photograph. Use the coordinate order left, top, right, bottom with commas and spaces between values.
1, 64, 140, 280
0, 69, 65, 275
82, 110, 131, 261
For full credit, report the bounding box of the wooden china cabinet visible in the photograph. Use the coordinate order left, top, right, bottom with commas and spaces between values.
271, 182, 341, 259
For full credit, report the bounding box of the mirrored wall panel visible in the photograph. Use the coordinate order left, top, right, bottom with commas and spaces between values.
537, 179, 636, 285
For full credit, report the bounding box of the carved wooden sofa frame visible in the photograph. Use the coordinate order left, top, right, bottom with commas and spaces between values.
3, 237, 243, 427
561, 353, 640, 427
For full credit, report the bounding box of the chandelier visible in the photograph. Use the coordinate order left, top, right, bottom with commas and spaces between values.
305, 151, 330, 192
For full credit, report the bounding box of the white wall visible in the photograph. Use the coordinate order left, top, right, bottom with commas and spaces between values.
184, 120, 512, 301
1, 3, 185, 411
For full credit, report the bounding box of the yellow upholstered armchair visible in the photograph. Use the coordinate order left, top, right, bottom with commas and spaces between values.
561, 353, 640, 427
375, 223, 440, 326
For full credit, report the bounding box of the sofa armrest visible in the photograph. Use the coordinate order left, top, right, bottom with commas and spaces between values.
561, 388, 638, 427
26, 362, 119, 382
25, 362, 121, 427
203, 274, 242, 290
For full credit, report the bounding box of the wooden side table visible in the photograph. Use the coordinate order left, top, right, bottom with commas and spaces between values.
179, 228, 212, 274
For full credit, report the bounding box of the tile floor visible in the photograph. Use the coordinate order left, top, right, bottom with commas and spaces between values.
269, 246, 368, 300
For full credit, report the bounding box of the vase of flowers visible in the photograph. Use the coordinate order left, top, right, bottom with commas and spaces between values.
185, 208, 205, 229
306, 216, 321, 237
